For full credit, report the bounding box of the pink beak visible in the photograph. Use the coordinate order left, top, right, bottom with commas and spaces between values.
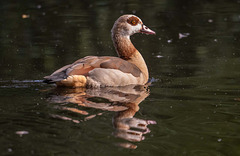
140, 25, 156, 35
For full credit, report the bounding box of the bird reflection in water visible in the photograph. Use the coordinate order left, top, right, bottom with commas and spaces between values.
46, 84, 156, 149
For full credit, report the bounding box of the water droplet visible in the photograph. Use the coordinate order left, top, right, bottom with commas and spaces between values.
156, 55, 163, 58
37, 5, 42, 9
16, 131, 29, 137
179, 33, 190, 39
208, 19, 213, 23
22, 14, 30, 19
217, 138, 222, 142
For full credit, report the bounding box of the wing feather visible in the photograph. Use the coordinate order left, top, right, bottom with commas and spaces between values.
43, 56, 141, 83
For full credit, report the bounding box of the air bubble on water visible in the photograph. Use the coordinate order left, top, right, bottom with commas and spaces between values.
16, 131, 29, 137
156, 55, 163, 58
179, 33, 190, 39
37, 5, 42, 9
208, 19, 213, 23
167, 39, 172, 43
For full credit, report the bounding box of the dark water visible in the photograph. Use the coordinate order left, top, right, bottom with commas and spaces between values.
1, 0, 240, 155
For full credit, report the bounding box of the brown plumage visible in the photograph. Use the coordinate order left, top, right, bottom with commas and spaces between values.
44, 15, 155, 87
44, 56, 141, 82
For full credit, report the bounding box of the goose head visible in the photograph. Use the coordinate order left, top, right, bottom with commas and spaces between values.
111, 14, 156, 37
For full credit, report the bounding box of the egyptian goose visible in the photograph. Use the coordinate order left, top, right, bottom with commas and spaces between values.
44, 14, 155, 87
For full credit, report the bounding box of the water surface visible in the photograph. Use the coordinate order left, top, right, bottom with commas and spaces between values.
1, 0, 240, 155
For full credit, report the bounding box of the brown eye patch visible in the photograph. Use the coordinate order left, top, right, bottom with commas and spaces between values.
127, 16, 139, 26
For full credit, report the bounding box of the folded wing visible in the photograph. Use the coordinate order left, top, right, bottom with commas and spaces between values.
44, 56, 141, 83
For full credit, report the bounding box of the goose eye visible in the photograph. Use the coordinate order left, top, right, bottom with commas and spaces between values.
127, 16, 139, 26
131, 20, 136, 25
